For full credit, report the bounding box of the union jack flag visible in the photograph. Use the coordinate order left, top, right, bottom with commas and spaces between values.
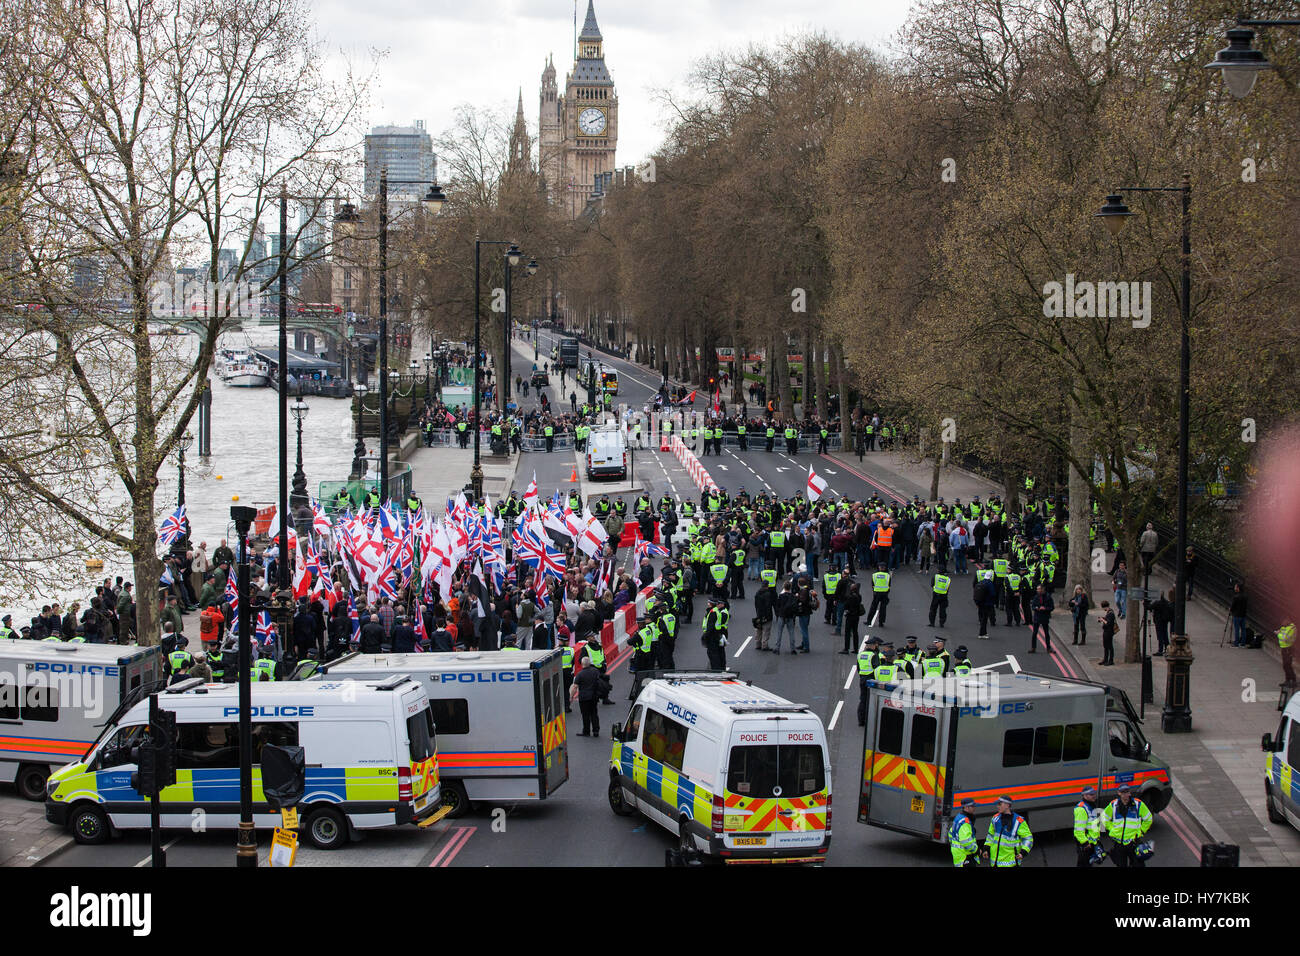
636, 539, 671, 561
158, 505, 187, 547
348, 592, 360, 642
225, 575, 239, 616
515, 522, 566, 582
256, 611, 275, 643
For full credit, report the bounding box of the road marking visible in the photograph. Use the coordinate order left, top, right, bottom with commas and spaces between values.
134, 836, 183, 867
844, 665, 857, 690
824, 469, 838, 475
734, 635, 753, 657
828, 700, 845, 730
430, 825, 476, 867
775, 467, 788, 473
717, 465, 728, 471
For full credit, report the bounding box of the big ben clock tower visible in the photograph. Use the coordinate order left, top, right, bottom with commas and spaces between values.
539, 0, 618, 218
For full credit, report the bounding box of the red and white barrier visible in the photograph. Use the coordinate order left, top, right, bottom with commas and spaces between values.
574, 583, 658, 676
668, 436, 719, 494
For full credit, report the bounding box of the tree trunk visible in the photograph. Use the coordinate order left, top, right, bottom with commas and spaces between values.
774, 334, 793, 420
832, 343, 852, 448
814, 335, 828, 422
929, 448, 942, 502
1065, 394, 1093, 600
1121, 525, 1142, 663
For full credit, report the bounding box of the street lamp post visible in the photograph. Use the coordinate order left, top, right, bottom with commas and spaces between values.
171, 430, 194, 558
230, 504, 258, 867
1096, 174, 1194, 733
290, 391, 310, 521
351, 383, 368, 482
471, 238, 524, 498
377, 168, 446, 502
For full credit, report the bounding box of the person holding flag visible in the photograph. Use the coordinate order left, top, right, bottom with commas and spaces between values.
807, 466, 828, 502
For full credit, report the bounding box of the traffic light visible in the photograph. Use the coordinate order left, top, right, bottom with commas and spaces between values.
152, 708, 178, 792
130, 741, 158, 798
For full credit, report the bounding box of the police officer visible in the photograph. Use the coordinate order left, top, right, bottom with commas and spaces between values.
951, 645, 973, 675
584, 635, 612, 705
867, 564, 891, 625
708, 554, 729, 600
629, 617, 657, 700
253, 648, 279, 682
166, 638, 195, 684
1074, 786, 1102, 867
765, 422, 776, 452
658, 602, 678, 670
982, 796, 1033, 867
560, 637, 574, 713
950, 797, 980, 867
920, 641, 948, 678
927, 569, 951, 627
785, 423, 798, 455
702, 598, 729, 670
856, 635, 881, 727
613, 496, 627, 518
899, 634, 923, 676
1101, 784, 1153, 867
822, 566, 842, 628
736, 419, 747, 451
729, 542, 746, 600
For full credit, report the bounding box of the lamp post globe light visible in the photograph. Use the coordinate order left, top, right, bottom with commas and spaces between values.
172, 429, 194, 556
1096, 175, 1194, 733
1205, 27, 1273, 99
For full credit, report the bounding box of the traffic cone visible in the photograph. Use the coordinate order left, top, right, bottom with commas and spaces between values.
568, 466, 579, 483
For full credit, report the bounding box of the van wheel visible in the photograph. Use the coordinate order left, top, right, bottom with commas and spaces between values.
1266, 782, 1287, 824
441, 782, 470, 819
16, 764, 49, 802
70, 804, 111, 845
608, 778, 635, 817
305, 807, 349, 849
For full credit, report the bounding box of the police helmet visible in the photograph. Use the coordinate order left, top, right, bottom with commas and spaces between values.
956, 645, 968, 656
1133, 840, 1155, 860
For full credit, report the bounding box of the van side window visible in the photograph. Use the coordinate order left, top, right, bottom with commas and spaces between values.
643, 708, 689, 771
1063, 723, 1093, 762
623, 705, 643, 743
1288, 721, 1300, 770
251, 722, 300, 762
1033, 725, 1064, 764
428, 698, 470, 735
910, 714, 937, 763
877, 707, 904, 756
97, 725, 146, 769
1107, 720, 1131, 760
0, 674, 18, 720
22, 679, 59, 722
1002, 728, 1033, 768
177, 723, 235, 769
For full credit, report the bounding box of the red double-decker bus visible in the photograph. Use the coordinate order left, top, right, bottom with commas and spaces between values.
297, 302, 343, 316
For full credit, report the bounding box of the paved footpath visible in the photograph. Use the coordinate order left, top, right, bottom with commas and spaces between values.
830, 448, 1300, 865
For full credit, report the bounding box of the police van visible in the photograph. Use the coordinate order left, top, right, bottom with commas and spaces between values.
609, 672, 831, 863
586, 424, 628, 480
1263, 691, 1300, 830
45, 676, 441, 849
859, 671, 1173, 840
313, 650, 568, 817
0, 639, 163, 800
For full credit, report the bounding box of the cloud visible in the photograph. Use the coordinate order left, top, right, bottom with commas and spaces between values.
314, 0, 911, 164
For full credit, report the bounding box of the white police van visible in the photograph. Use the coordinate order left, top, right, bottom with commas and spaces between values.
610, 672, 832, 863
1263, 691, 1300, 830
0, 639, 163, 800
45, 676, 441, 849
313, 650, 569, 816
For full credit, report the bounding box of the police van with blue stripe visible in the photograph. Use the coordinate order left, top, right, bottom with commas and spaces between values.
0, 639, 162, 801
610, 672, 832, 863
311, 650, 569, 817
45, 676, 441, 849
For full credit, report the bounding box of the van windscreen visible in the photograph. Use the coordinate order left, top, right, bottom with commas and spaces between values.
727, 745, 824, 798
407, 709, 437, 762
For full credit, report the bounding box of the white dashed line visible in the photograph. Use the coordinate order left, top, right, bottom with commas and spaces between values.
734, 635, 753, 657
828, 700, 845, 731
843, 666, 857, 690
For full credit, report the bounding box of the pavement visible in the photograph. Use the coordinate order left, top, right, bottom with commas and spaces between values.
406, 443, 519, 510
0, 797, 73, 867
829, 447, 1300, 865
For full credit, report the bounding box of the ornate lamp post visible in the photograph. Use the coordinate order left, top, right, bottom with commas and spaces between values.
290, 391, 310, 527
351, 383, 368, 482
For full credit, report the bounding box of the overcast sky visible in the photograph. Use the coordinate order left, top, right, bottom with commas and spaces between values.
313, 0, 913, 167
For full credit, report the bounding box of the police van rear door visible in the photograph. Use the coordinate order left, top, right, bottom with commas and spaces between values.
859, 692, 951, 839
533, 652, 568, 796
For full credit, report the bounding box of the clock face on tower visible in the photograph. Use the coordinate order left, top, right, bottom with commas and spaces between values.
578, 107, 606, 136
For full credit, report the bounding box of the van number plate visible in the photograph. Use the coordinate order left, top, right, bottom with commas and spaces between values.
732, 836, 767, 846
910, 797, 925, 813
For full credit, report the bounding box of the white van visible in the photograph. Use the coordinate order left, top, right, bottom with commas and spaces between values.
609, 672, 831, 863
586, 424, 627, 480
860, 671, 1173, 840
0, 639, 163, 800
313, 650, 569, 816
1263, 692, 1300, 829
45, 676, 441, 849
